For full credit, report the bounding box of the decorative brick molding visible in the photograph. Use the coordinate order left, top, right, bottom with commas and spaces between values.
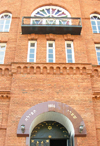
63, 34, 74, 40
0, 90, 10, 98
0, 64, 12, 76
0, 63, 100, 77
46, 34, 56, 40
11, 63, 92, 75
28, 34, 38, 40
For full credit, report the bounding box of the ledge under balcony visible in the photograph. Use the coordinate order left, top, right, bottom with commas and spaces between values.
21, 17, 82, 35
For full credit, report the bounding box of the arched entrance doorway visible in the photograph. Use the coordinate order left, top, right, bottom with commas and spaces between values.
17, 101, 87, 146
30, 121, 70, 146
29, 111, 75, 146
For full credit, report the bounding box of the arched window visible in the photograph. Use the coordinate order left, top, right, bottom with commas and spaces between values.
31, 6, 71, 25
90, 14, 100, 33
0, 13, 12, 32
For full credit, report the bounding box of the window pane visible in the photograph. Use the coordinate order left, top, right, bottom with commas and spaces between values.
48, 49, 53, 53
48, 43, 53, 47
4, 25, 9, 30
91, 21, 96, 25
0, 25, 3, 31
4, 15, 9, 18
98, 26, 100, 31
67, 49, 72, 53
48, 54, 53, 58
67, 44, 71, 48
97, 57, 100, 61
30, 49, 35, 53
1, 46, 6, 50
30, 43, 35, 47
49, 59, 53, 62
97, 52, 100, 56
68, 60, 72, 63
28, 42, 36, 62
96, 47, 100, 50
0, 61, 3, 64
67, 54, 72, 59
29, 54, 34, 58
0, 52, 5, 56
97, 21, 100, 25
29, 59, 34, 62
93, 30, 97, 33
92, 25, 97, 30
0, 56, 4, 60
47, 42, 54, 63
5, 20, 10, 24
0, 20, 4, 24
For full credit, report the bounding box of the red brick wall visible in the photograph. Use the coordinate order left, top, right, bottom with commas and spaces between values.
0, 0, 100, 146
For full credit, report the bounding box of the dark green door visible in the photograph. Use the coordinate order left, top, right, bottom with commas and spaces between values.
30, 121, 70, 146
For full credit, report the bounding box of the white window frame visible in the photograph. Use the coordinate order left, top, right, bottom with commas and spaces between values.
90, 14, 100, 33
27, 41, 37, 62
65, 41, 75, 63
0, 13, 12, 32
0, 43, 6, 64
47, 41, 55, 63
95, 44, 100, 65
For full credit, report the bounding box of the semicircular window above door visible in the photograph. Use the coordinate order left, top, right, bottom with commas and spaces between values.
30, 121, 70, 146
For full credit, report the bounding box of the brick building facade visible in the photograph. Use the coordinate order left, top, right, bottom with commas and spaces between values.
0, 0, 100, 146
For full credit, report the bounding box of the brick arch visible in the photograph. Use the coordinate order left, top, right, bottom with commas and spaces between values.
17, 101, 87, 137
90, 11, 100, 16
0, 10, 12, 15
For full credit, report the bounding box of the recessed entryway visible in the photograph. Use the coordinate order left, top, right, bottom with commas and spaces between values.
50, 139, 67, 146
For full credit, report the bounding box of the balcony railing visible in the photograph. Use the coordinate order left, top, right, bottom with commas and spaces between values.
21, 17, 82, 35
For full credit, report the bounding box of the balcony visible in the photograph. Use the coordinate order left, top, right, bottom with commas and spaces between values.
21, 17, 82, 35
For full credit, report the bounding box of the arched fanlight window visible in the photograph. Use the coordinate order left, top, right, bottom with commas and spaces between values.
90, 14, 100, 33
0, 13, 12, 32
31, 6, 71, 25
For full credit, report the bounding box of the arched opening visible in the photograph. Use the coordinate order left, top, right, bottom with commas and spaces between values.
0, 13, 12, 32
31, 6, 71, 17
30, 112, 74, 146
17, 101, 87, 146
90, 14, 100, 33
31, 6, 71, 25
30, 121, 70, 146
